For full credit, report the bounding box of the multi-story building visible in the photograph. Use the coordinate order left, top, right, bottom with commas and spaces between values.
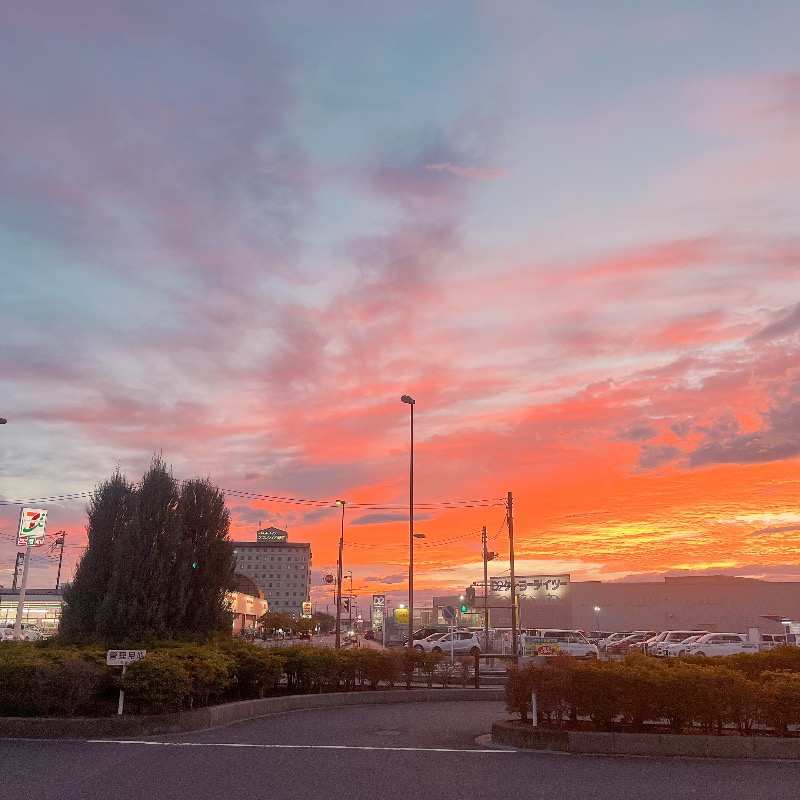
231, 527, 312, 617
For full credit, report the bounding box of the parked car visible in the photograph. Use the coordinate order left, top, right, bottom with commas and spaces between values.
604, 631, 657, 655
665, 634, 705, 658
520, 629, 599, 660
403, 625, 450, 645
363, 630, 375, 641
414, 630, 480, 656
759, 633, 788, 651
297, 630, 312, 640
1, 622, 43, 641
646, 631, 708, 657
682, 633, 759, 657
596, 632, 632, 650
586, 631, 615, 645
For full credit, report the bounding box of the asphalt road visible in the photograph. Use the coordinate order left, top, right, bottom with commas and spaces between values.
1, 701, 797, 800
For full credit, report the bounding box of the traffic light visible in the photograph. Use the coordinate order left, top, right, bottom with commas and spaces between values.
466, 586, 476, 605
460, 595, 468, 613
191, 560, 198, 569
342, 597, 350, 613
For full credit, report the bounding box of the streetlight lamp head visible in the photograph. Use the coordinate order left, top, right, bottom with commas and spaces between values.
413, 533, 426, 539
400, 395, 415, 405
335, 499, 345, 506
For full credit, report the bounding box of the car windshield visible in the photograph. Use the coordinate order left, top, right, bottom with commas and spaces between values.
424, 632, 447, 642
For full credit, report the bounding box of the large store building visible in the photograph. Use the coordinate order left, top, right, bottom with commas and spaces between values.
433, 575, 800, 637
231, 527, 312, 617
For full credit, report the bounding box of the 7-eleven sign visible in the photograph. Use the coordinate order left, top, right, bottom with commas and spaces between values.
17, 508, 47, 547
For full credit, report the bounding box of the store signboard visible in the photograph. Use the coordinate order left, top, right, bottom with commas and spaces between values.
17, 508, 47, 547
490, 574, 570, 601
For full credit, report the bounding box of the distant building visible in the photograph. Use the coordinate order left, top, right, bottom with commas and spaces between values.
231, 529, 312, 617
0, 588, 63, 635
433, 575, 800, 636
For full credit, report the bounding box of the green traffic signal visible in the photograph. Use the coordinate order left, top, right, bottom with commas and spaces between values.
191, 561, 198, 569
460, 603, 468, 613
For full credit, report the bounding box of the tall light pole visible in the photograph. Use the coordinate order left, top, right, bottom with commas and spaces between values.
400, 394, 415, 651
594, 606, 601, 633
346, 570, 353, 632
335, 500, 345, 649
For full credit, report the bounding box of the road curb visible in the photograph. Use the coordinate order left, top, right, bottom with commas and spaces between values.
491, 721, 800, 761
0, 687, 505, 740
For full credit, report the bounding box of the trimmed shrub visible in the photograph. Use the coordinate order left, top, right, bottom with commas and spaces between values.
225, 643, 284, 699
122, 653, 192, 713
570, 659, 625, 731
757, 671, 800, 736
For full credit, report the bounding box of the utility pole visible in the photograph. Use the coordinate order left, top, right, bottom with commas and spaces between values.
507, 491, 518, 662
482, 526, 490, 654
53, 531, 66, 591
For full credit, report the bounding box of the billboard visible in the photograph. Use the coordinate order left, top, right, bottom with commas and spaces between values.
490, 574, 570, 601
257, 527, 288, 542
17, 508, 48, 547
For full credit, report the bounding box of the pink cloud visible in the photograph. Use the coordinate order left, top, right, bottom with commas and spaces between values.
424, 162, 505, 180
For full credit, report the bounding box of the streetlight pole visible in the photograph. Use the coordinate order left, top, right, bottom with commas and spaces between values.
594, 606, 601, 634
335, 500, 345, 649
401, 395, 415, 651
346, 570, 353, 633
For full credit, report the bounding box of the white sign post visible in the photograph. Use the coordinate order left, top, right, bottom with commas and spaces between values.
13, 508, 48, 639
107, 650, 147, 714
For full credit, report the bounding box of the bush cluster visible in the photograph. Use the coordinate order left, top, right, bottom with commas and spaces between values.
0, 642, 460, 716
505, 648, 800, 736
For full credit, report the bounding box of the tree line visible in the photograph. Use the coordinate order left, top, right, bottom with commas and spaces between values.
60, 456, 236, 644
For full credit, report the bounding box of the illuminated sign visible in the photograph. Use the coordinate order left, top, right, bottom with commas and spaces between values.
490, 574, 570, 601
257, 527, 288, 542
394, 608, 409, 624
17, 508, 47, 547
302, 602, 312, 615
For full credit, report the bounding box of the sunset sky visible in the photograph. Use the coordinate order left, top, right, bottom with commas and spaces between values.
2, 1, 799, 611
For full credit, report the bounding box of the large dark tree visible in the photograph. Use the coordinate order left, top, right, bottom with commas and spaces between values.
60, 457, 236, 644
170, 477, 236, 638
60, 470, 132, 641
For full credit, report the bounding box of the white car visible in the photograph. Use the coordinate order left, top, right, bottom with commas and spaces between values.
520, 629, 599, 660
665, 635, 705, 658
647, 631, 708, 658
682, 633, 759, 657
414, 630, 481, 656
1, 622, 44, 641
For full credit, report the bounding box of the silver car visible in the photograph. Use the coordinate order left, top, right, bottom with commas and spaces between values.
414, 630, 481, 656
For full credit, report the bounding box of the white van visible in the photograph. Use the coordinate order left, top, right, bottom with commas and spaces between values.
519, 629, 599, 660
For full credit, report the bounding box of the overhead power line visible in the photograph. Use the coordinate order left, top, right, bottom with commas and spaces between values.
1, 487, 505, 510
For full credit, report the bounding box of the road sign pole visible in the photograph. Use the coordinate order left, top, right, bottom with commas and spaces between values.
12, 546, 32, 639
118, 664, 126, 715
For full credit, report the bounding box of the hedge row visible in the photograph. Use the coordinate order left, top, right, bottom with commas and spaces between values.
506, 648, 800, 736
0, 642, 469, 716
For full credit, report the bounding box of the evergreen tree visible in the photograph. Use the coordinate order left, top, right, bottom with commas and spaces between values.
60, 457, 236, 644
98, 455, 180, 640
60, 470, 132, 641
170, 477, 236, 637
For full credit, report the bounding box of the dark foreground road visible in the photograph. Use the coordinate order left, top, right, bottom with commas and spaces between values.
1, 701, 797, 800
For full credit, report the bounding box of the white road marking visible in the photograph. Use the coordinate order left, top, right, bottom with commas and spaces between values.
87, 740, 512, 753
